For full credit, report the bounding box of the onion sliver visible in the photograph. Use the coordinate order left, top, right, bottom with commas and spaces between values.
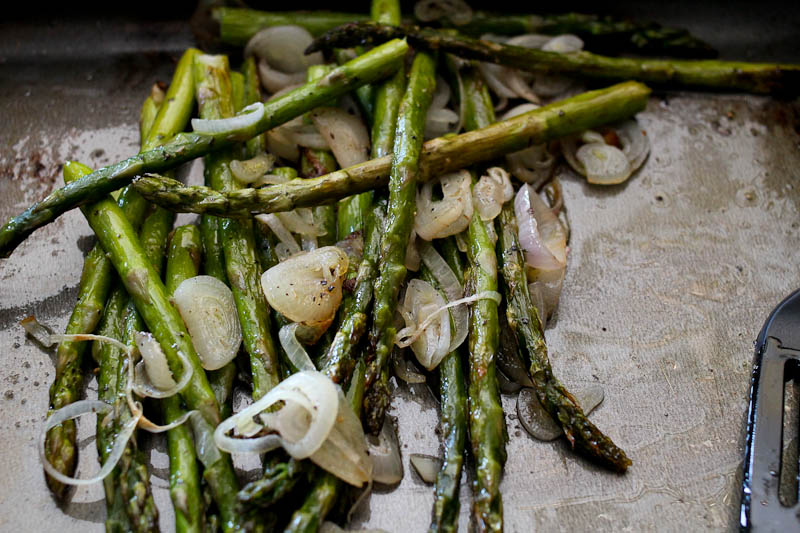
39, 400, 140, 486
230, 153, 276, 184
617, 120, 650, 171
172, 276, 242, 371
542, 34, 584, 53
397, 279, 451, 371
392, 349, 426, 384
276, 210, 326, 237
131, 349, 193, 400
418, 241, 468, 353
514, 185, 567, 271
308, 387, 372, 486
279, 323, 316, 372
473, 168, 511, 221
517, 384, 605, 441
367, 417, 403, 485
576, 143, 631, 185
415, 170, 473, 241
256, 213, 301, 256
192, 102, 264, 135
409, 454, 442, 484
215, 371, 337, 457
134, 331, 177, 391
245, 26, 323, 74
261, 246, 349, 329
310, 107, 370, 169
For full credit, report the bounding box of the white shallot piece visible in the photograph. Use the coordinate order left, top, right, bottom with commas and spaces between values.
246, 26, 324, 93
562, 119, 650, 185
472, 166, 514, 221
414, 0, 473, 25
501, 104, 556, 186
424, 77, 461, 140
261, 246, 349, 334
528, 268, 565, 326
414, 170, 473, 241
367, 418, 404, 485
191, 102, 264, 135
397, 279, 451, 371
172, 275, 242, 371
514, 184, 567, 272
230, 153, 277, 184
418, 241, 468, 353
310, 107, 371, 169
214, 371, 372, 486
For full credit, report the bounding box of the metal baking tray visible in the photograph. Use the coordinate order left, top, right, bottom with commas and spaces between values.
1, 4, 798, 531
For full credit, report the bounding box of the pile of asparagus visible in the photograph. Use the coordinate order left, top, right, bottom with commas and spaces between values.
7, 2, 799, 532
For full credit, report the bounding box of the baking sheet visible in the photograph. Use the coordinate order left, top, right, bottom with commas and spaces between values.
1, 8, 799, 532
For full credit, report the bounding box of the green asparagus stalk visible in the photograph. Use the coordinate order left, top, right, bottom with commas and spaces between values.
214, 7, 368, 44
44, 59, 198, 497
64, 160, 243, 530
94, 287, 133, 533
336, 0, 404, 238
450, 11, 716, 57
213, 6, 714, 58
242, 56, 268, 158
133, 80, 649, 216
318, 200, 385, 384
364, 50, 437, 435
424, 238, 468, 533
164, 224, 206, 533
496, 204, 631, 472
0, 39, 408, 259
94, 80, 186, 530
308, 22, 800, 94
65, 165, 162, 533
460, 65, 507, 533
194, 53, 281, 400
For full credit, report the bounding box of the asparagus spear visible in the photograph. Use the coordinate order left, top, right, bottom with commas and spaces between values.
42, 55, 197, 496
65, 165, 162, 533
451, 11, 716, 57
318, 200, 385, 384
308, 22, 800, 94
364, 50, 438, 435
425, 238, 468, 533
164, 224, 206, 533
64, 159, 244, 530
459, 64, 507, 533
94, 287, 133, 533
0, 39, 408, 259
214, 7, 713, 57
133, 80, 650, 217
214, 7, 368, 44
336, 0, 404, 238
496, 204, 631, 472
194, 53, 281, 400
92, 79, 188, 529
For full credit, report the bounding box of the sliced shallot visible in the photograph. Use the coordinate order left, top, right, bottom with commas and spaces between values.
397, 279, 451, 371
279, 323, 316, 372
172, 275, 242, 370
230, 153, 277, 184
517, 384, 605, 441
409, 454, 442, 484
310, 107, 371, 169
192, 102, 264, 135
415, 170, 473, 241
367, 417, 404, 485
514, 185, 567, 271
261, 246, 349, 332
39, 400, 140, 486
418, 241, 468, 353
